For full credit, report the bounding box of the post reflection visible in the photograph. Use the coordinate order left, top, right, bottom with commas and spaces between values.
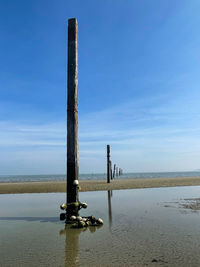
60, 224, 103, 266
107, 190, 113, 231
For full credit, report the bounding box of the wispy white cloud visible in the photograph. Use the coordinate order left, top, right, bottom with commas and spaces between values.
1, 92, 200, 174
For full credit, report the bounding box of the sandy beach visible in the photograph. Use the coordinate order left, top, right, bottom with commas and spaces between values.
1, 176, 200, 194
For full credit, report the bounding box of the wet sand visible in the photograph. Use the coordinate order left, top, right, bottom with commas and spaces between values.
1, 176, 200, 194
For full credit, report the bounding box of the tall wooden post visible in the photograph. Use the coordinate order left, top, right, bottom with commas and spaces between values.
107, 145, 110, 183
67, 18, 79, 217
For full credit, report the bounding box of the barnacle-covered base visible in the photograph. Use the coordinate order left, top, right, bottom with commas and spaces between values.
59, 201, 103, 228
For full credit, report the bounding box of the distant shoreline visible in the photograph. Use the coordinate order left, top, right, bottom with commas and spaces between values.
1, 177, 200, 194
2, 171, 200, 183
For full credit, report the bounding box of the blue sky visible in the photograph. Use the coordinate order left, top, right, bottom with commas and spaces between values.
1, 0, 200, 175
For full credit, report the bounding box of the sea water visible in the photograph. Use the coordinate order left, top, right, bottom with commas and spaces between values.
1, 171, 200, 183
1, 186, 200, 266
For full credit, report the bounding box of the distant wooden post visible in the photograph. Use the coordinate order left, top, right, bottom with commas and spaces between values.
110, 160, 112, 180
67, 18, 79, 218
107, 145, 110, 183
113, 164, 116, 179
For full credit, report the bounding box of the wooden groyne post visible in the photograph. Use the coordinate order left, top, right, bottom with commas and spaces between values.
67, 18, 79, 218
60, 18, 104, 227
107, 145, 111, 183
110, 160, 112, 180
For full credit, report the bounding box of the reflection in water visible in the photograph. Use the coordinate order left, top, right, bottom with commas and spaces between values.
60, 224, 103, 266
60, 225, 81, 266
107, 190, 113, 230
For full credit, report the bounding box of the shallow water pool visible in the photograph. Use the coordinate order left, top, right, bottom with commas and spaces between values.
1, 186, 200, 266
